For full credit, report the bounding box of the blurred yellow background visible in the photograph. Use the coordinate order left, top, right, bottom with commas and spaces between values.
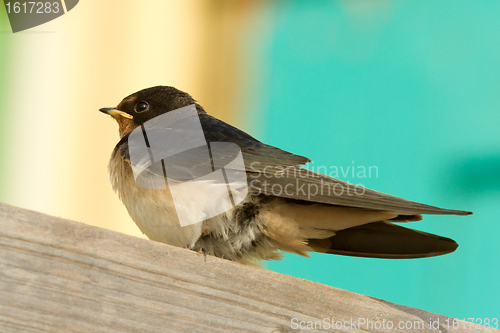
0, 0, 264, 239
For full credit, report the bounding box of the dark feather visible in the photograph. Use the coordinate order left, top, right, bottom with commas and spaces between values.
114, 112, 471, 216
308, 221, 458, 259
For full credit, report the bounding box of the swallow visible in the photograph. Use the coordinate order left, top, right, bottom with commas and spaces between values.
100, 86, 472, 264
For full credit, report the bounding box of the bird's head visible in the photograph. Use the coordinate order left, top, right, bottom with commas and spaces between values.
100, 86, 206, 137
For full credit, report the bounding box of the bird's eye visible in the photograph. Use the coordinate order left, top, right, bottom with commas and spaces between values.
135, 101, 149, 113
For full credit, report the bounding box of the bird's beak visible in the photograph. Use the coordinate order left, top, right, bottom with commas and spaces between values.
99, 107, 134, 119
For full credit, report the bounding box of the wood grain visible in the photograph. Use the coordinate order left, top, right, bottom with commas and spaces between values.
0, 202, 497, 333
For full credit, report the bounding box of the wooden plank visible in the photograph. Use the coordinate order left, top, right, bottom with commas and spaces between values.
0, 202, 497, 333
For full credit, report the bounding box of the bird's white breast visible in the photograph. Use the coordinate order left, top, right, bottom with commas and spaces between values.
109, 153, 205, 248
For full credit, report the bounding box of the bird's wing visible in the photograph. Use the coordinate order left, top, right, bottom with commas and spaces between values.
199, 114, 471, 216
115, 114, 470, 216
198, 114, 311, 168
248, 168, 470, 215
115, 113, 311, 182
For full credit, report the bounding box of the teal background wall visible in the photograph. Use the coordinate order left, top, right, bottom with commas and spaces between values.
254, 1, 500, 319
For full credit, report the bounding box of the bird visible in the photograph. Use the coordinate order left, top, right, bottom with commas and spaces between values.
100, 86, 472, 264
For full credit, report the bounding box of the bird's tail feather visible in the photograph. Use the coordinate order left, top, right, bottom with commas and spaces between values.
307, 221, 458, 259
